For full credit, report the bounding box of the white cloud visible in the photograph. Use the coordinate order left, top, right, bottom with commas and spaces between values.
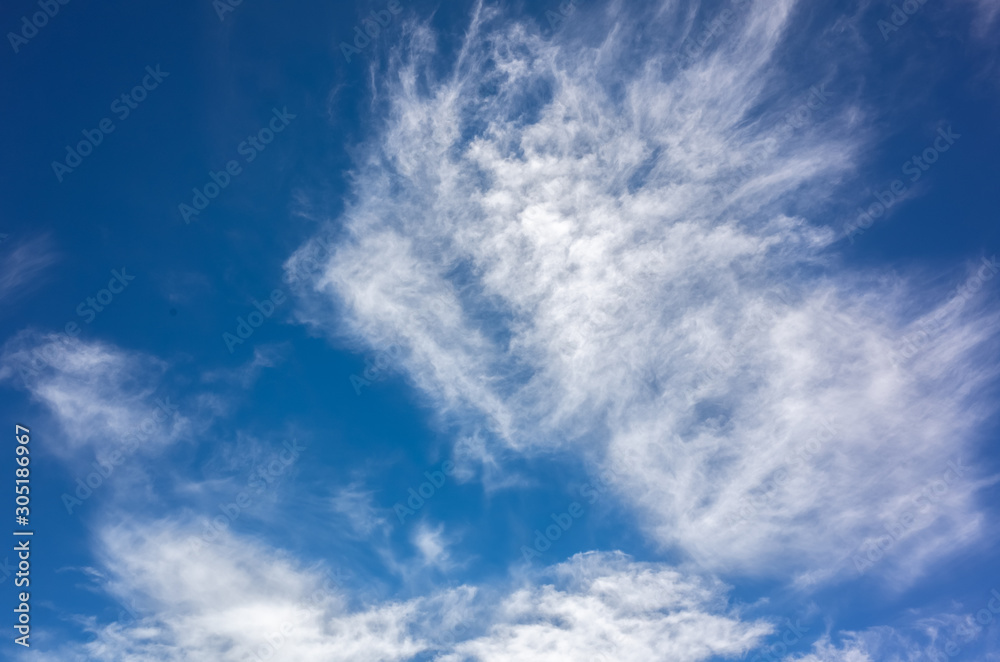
331, 482, 391, 538
285, 0, 1000, 584
782, 605, 1000, 662
0, 234, 58, 302
783, 632, 880, 662
0, 333, 188, 458
201, 342, 291, 388
412, 522, 452, 569
53, 520, 423, 662
39, 524, 771, 662
440, 551, 773, 662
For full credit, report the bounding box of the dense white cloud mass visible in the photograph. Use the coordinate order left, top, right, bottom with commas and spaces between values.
37, 526, 769, 662
286, 0, 1000, 583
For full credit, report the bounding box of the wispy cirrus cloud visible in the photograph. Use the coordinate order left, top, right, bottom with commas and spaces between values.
331, 482, 392, 539
285, 0, 1000, 586
0, 333, 189, 457
785, 597, 1000, 662
0, 234, 58, 303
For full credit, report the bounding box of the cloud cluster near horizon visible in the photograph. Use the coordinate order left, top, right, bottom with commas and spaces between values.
0, 330, 777, 661
31, 517, 775, 662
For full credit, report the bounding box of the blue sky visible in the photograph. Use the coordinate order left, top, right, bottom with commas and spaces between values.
2, 0, 1000, 659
